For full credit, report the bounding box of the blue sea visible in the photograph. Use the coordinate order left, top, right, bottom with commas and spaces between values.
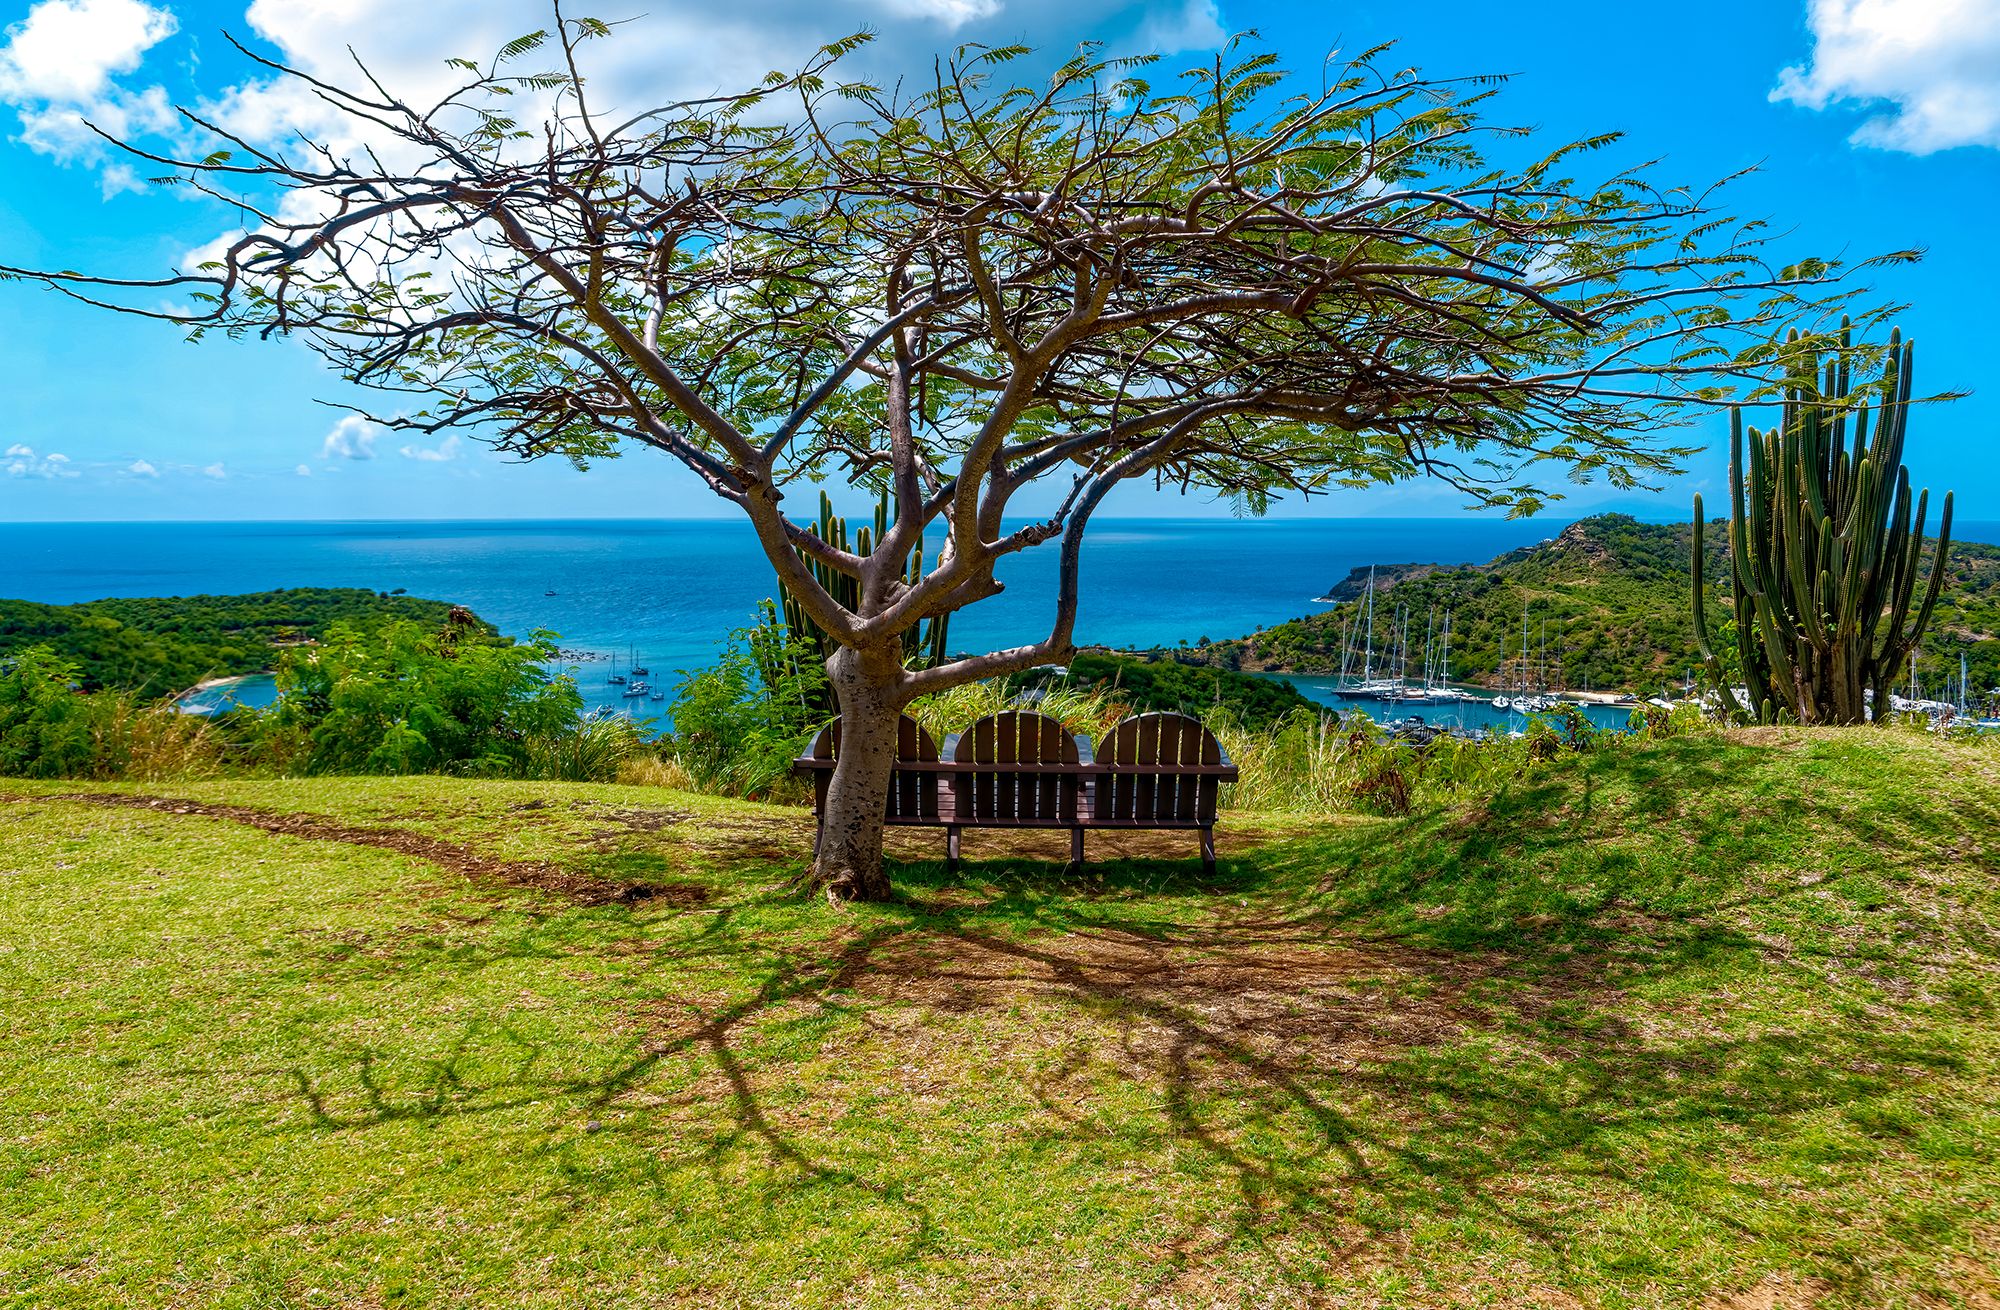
7, 516, 1996, 724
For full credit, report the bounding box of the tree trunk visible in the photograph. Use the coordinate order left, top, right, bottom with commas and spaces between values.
806, 646, 906, 903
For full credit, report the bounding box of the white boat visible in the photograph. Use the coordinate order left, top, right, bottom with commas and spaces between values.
1491, 695, 1512, 710
622, 681, 651, 699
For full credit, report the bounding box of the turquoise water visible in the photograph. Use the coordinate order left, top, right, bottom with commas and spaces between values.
1, 516, 1566, 716
1272, 676, 1644, 734
9, 516, 1994, 721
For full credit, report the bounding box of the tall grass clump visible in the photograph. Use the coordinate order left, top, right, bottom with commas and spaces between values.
525, 712, 647, 783
906, 679, 1128, 744
1217, 705, 1698, 817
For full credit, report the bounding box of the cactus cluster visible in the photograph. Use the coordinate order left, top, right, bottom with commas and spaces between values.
1693, 324, 1954, 725
777, 491, 952, 676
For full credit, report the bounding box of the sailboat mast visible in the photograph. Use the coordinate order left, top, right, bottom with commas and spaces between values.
1362, 567, 1376, 681
1423, 608, 1435, 690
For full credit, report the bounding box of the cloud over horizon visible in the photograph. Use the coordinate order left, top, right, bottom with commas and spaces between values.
5, 442, 80, 478
320, 415, 379, 461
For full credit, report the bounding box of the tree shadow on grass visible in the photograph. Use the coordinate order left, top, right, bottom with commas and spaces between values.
273, 737, 1997, 1293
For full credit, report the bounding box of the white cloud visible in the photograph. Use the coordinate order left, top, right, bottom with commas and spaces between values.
0, 0, 179, 168
398, 434, 462, 462
5, 445, 80, 478
127, 458, 157, 476
321, 414, 378, 460
0, 0, 176, 103
1774, 0, 2000, 152
202, 461, 226, 478
1135, 0, 1225, 54
875, 0, 1002, 25
295, 463, 312, 476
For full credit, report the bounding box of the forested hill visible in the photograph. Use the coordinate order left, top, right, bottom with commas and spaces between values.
1188, 514, 2000, 698
0, 589, 499, 695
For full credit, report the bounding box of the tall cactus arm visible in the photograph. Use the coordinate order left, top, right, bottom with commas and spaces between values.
1878, 486, 1930, 667
1884, 492, 1956, 676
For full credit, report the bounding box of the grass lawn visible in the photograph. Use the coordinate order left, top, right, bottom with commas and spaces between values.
3, 728, 1998, 1307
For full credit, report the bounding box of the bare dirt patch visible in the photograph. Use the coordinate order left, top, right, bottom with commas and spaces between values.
841, 920, 1482, 1071
14, 791, 707, 908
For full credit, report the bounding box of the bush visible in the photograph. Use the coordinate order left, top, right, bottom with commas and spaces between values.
265, 618, 582, 776
0, 646, 223, 780
668, 612, 829, 798
0, 647, 98, 777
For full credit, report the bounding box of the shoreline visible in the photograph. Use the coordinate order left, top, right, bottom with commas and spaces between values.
173, 672, 276, 708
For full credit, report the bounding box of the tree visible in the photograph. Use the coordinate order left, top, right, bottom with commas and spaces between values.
3, 8, 1903, 898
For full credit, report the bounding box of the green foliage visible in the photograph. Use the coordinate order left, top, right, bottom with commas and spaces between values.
668, 612, 831, 797
1214, 704, 1638, 817
0, 646, 97, 777
1008, 651, 1316, 730
0, 588, 492, 695
0, 645, 222, 780
525, 712, 648, 783
266, 620, 583, 776
1695, 325, 1956, 724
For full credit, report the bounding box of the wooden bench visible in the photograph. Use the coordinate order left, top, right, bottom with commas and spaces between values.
795, 710, 1238, 871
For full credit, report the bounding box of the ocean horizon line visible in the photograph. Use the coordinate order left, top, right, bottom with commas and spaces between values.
0, 509, 1718, 529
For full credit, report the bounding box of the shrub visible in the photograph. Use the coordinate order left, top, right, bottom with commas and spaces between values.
0, 647, 98, 777
265, 618, 582, 775
0, 645, 224, 780
668, 613, 829, 798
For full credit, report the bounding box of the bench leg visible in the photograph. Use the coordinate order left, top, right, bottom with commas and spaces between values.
811, 816, 822, 860
946, 825, 960, 873
1070, 826, 1085, 870
1199, 826, 1216, 873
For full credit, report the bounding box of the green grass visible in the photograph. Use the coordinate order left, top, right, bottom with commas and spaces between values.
3, 729, 1997, 1307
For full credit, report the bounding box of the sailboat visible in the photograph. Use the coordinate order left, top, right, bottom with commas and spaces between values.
629, 645, 649, 678
607, 650, 626, 686
1425, 608, 1465, 700
1347, 568, 1402, 698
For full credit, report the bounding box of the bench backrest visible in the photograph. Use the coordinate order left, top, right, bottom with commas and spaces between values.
951, 710, 1081, 823
805, 715, 942, 820
1095, 712, 1224, 824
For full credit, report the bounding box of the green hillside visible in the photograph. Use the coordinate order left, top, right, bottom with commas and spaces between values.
0, 589, 499, 696
1192, 514, 2000, 700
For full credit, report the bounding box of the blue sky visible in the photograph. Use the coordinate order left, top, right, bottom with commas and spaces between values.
0, 0, 1994, 523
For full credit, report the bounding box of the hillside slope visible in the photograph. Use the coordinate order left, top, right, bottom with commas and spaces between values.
1193, 514, 1999, 698
2, 729, 1996, 1306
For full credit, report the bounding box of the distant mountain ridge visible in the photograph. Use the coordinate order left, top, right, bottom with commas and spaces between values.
1188, 514, 1999, 698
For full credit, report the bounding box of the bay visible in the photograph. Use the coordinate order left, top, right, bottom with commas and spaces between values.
7, 516, 1995, 720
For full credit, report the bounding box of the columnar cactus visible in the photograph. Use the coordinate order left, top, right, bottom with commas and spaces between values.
1693, 324, 1954, 724
778, 491, 951, 674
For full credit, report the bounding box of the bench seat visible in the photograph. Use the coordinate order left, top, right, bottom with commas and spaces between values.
794, 710, 1238, 870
